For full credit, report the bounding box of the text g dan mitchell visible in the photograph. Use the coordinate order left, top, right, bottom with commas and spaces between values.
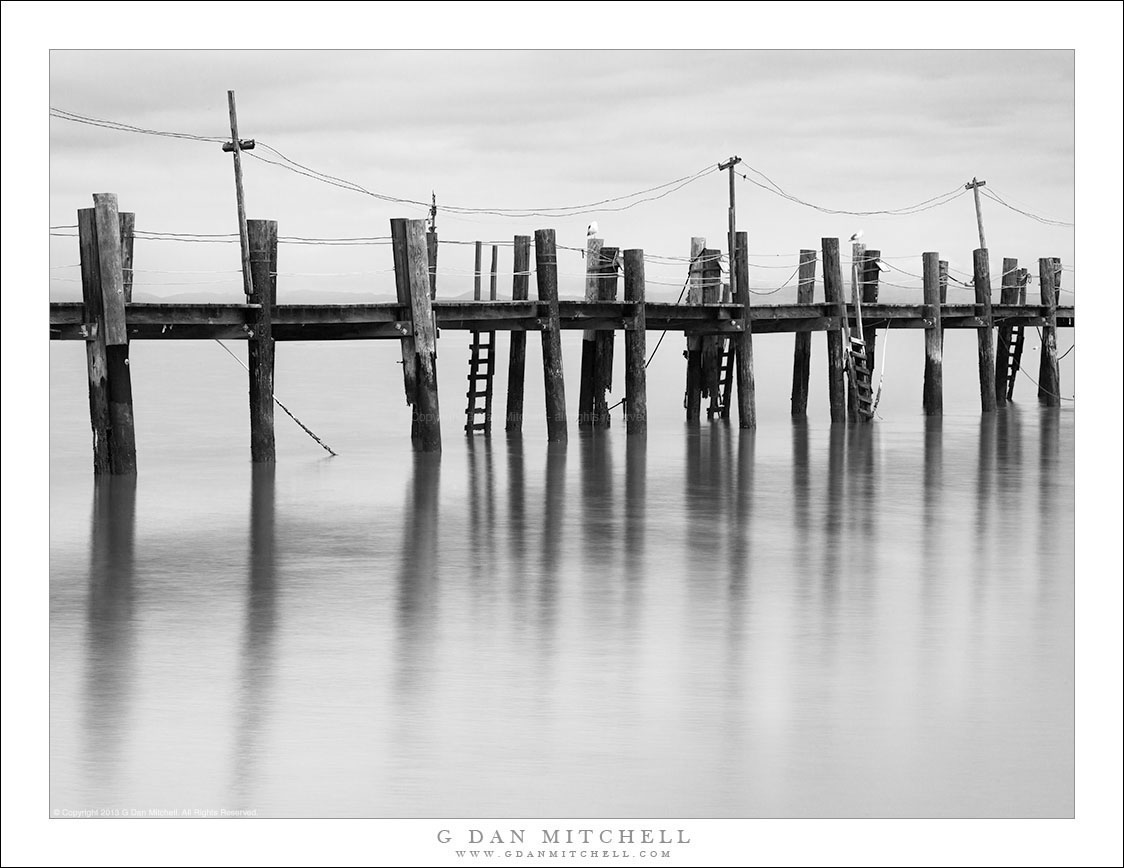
437, 829, 691, 845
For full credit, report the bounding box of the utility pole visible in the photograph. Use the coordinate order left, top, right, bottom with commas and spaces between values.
719, 155, 742, 299
966, 177, 987, 250
223, 90, 256, 297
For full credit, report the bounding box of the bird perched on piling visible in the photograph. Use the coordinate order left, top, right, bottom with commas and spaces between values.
582, 221, 601, 259
850, 230, 864, 242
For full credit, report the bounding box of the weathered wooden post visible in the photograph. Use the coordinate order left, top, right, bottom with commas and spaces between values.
922, 252, 943, 416
821, 237, 846, 423
505, 235, 531, 434
426, 226, 438, 300
1037, 257, 1061, 407
863, 248, 881, 381
995, 257, 1019, 407
578, 234, 603, 430
390, 219, 418, 421
593, 246, 619, 428
535, 229, 567, 443
973, 248, 997, 413
847, 241, 866, 422
701, 248, 723, 418
247, 219, 277, 462
78, 194, 137, 475
733, 231, 756, 429
391, 218, 442, 451
684, 236, 705, 423
790, 249, 816, 417
623, 249, 647, 435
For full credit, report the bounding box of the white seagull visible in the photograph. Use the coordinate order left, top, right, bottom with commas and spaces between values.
849, 229, 864, 242
587, 221, 600, 238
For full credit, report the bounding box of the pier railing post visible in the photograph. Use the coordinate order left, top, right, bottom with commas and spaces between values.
623, 249, 647, 435
733, 231, 756, 429
821, 237, 847, 423
535, 228, 567, 443
247, 219, 277, 462
392, 217, 442, 451
578, 235, 603, 429
593, 247, 619, 428
80, 194, 137, 475
995, 257, 1019, 407
790, 248, 816, 417
923, 252, 943, 416
1037, 257, 1061, 407
505, 235, 531, 434
973, 248, 997, 413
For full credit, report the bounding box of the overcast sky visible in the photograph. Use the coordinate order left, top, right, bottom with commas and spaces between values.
47, 48, 1077, 301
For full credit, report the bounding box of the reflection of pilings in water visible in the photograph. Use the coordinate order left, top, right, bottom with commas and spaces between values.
995, 405, 1022, 496
821, 425, 846, 612
466, 437, 495, 586
621, 436, 647, 642
729, 429, 754, 597
83, 475, 137, 782
921, 417, 943, 607
539, 443, 566, 643
975, 413, 997, 589
232, 463, 277, 804
792, 422, 811, 595
846, 423, 877, 589
683, 427, 727, 568
1037, 409, 1061, 600
579, 433, 615, 576
506, 438, 527, 609
395, 453, 441, 691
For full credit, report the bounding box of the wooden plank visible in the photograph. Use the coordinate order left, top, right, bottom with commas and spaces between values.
995, 257, 1018, 406
505, 235, 531, 433
1038, 257, 1061, 407
578, 236, 602, 429
973, 248, 997, 413
923, 252, 943, 416
390, 219, 418, 406
535, 228, 567, 443
404, 218, 442, 451
733, 231, 756, 429
247, 219, 277, 463
623, 249, 647, 435
790, 248, 816, 417
119, 212, 135, 302
593, 246, 618, 428
78, 208, 111, 475
685, 237, 706, 423
821, 237, 847, 423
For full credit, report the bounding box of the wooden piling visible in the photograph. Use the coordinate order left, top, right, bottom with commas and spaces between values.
593, 247, 618, 428
390, 219, 418, 411
1037, 257, 1061, 407
392, 218, 442, 451
78, 208, 111, 475
119, 212, 135, 302
505, 235, 530, 433
863, 248, 880, 387
578, 235, 603, 429
685, 236, 705, 423
623, 249, 647, 435
247, 219, 277, 462
535, 229, 567, 443
821, 237, 847, 423
995, 257, 1018, 407
733, 231, 756, 429
922, 252, 943, 416
847, 241, 866, 422
973, 248, 997, 413
426, 229, 438, 300
87, 194, 137, 474
939, 260, 949, 303
790, 248, 816, 417
701, 249, 722, 418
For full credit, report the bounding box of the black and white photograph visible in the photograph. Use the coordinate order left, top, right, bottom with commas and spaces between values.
2, 4, 1121, 866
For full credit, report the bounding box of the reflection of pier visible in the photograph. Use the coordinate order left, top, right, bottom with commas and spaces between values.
83, 476, 137, 783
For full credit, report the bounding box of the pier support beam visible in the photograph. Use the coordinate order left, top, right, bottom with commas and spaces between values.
973, 248, 997, 413
505, 235, 531, 434
822, 237, 847, 423
790, 248, 816, 417
684, 237, 705, 423
733, 231, 756, 429
535, 228, 567, 443
247, 219, 277, 462
593, 247, 619, 428
1037, 257, 1061, 407
623, 249, 647, 435
578, 235, 603, 430
995, 257, 1018, 407
922, 252, 943, 416
392, 218, 442, 451
79, 194, 137, 475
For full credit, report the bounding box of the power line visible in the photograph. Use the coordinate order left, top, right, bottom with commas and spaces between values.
980, 186, 1074, 228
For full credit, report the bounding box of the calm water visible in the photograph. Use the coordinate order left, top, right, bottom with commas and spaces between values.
49, 333, 1074, 818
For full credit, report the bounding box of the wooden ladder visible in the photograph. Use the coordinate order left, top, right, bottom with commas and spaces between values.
1004, 324, 1025, 401
716, 339, 736, 419
465, 329, 496, 435
848, 335, 876, 420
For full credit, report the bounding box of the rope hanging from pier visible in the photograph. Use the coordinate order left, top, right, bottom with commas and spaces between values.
213, 339, 339, 456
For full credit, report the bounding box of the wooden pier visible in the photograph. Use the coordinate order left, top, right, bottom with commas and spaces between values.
50, 195, 1075, 473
